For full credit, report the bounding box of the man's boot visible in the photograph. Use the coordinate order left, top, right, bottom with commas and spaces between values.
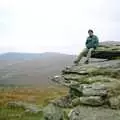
84, 60, 89, 64
74, 60, 79, 65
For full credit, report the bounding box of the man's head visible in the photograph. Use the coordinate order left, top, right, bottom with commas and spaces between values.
88, 29, 93, 37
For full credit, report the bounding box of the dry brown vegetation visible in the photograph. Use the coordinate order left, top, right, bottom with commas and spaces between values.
0, 85, 68, 107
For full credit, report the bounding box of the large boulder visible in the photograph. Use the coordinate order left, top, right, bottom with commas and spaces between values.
43, 104, 64, 120
68, 106, 120, 120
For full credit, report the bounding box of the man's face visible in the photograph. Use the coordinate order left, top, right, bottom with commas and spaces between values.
88, 32, 93, 36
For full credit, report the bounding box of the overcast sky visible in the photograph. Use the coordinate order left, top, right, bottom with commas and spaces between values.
0, 0, 120, 54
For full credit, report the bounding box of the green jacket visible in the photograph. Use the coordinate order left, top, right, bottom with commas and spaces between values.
86, 35, 99, 49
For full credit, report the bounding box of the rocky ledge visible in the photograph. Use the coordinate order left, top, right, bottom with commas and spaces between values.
91, 41, 120, 59
44, 41, 120, 120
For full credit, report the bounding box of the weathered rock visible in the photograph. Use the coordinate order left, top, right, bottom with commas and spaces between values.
91, 41, 120, 59
91, 50, 120, 60
51, 95, 72, 108
71, 97, 80, 107
51, 41, 120, 110
109, 96, 120, 109
63, 74, 86, 81
51, 75, 76, 87
51, 75, 65, 85
62, 60, 120, 77
69, 84, 82, 98
82, 87, 107, 97
8, 101, 24, 108
7, 101, 42, 114
68, 108, 81, 120
81, 83, 107, 97
69, 83, 107, 98
82, 76, 119, 84
64, 75, 120, 85
80, 96, 104, 106
43, 104, 64, 120
69, 106, 120, 120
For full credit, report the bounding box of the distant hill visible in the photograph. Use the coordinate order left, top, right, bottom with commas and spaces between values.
0, 52, 74, 60
0, 52, 75, 85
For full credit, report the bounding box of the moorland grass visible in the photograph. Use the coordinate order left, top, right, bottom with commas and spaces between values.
0, 85, 68, 120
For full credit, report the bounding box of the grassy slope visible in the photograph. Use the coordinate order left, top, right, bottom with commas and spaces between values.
0, 85, 68, 120
0, 107, 43, 120
0, 53, 74, 119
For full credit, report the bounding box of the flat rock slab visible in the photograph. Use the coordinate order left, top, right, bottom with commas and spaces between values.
91, 41, 120, 59
82, 87, 107, 97
62, 60, 120, 75
69, 106, 120, 120
80, 96, 104, 106
91, 50, 120, 59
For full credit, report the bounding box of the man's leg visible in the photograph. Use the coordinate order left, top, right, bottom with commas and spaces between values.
74, 48, 89, 64
85, 48, 94, 64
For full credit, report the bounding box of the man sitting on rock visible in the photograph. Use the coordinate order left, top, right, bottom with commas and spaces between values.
74, 29, 99, 64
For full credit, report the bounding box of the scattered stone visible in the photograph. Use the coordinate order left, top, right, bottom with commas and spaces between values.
51, 95, 72, 108
43, 104, 64, 120
69, 84, 82, 98
109, 96, 120, 109
71, 97, 80, 107
7, 101, 42, 114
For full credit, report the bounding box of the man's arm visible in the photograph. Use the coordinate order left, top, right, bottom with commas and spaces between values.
85, 37, 89, 48
93, 36, 99, 49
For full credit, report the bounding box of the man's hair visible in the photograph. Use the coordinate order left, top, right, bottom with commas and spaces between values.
88, 29, 93, 33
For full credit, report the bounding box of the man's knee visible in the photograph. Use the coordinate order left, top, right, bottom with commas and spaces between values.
89, 48, 94, 52
87, 48, 94, 58
82, 48, 89, 54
